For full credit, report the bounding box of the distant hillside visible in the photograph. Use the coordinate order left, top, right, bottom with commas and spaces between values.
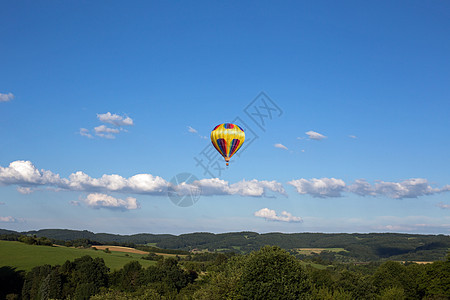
2, 228, 449, 262
0, 229, 19, 235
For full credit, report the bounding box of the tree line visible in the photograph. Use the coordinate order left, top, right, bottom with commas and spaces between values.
2, 229, 450, 262
1, 245, 450, 299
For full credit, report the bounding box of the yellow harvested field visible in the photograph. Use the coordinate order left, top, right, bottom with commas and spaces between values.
91, 245, 187, 257
399, 261, 434, 264
92, 245, 149, 255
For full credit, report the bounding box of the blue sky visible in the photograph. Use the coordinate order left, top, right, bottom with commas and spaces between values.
1, 1, 449, 235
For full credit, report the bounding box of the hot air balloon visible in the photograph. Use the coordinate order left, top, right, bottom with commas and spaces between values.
211, 123, 245, 166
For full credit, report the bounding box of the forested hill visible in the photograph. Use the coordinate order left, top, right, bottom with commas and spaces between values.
2, 228, 449, 261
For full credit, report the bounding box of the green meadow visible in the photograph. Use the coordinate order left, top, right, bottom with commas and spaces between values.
0, 240, 156, 272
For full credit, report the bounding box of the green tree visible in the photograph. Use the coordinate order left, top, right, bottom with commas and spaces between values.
61, 255, 109, 299
335, 270, 376, 299
236, 246, 310, 299
40, 269, 62, 299
74, 282, 97, 300
0, 266, 24, 300
378, 286, 405, 300
110, 261, 143, 292
22, 264, 52, 300
373, 261, 406, 291
418, 255, 450, 298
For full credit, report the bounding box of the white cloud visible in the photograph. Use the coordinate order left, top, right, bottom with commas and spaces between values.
274, 143, 288, 150
290, 177, 447, 199
95, 125, 120, 134
0, 92, 14, 102
81, 113, 133, 140
17, 187, 33, 194
254, 208, 302, 223
295, 215, 450, 234
347, 179, 376, 196
84, 193, 139, 210
66, 172, 168, 194
0, 216, 18, 223
0, 160, 168, 195
371, 178, 439, 199
94, 125, 120, 139
2, 160, 449, 201
195, 178, 286, 197
97, 112, 133, 126
0, 160, 62, 186
305, 131, 327, 140
79, 128, 93, 139
288, 178, 346, 198
372, 224, 416, 231
349, 135, 357, 139
437, 202, 450, 209
229, 179, 286, 197
70, 201, 80, 206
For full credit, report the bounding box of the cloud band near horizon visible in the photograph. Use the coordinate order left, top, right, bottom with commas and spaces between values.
1, 160, 449, 199
0, 160, 285, 198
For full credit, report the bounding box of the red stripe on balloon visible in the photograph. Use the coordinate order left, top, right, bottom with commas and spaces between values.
230, 139, 240, 156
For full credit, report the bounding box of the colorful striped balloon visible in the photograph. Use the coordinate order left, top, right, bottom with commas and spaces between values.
211, 123, 245, 166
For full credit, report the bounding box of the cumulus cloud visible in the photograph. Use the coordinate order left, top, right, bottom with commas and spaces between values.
0, 160, 62, 186
81, 112, 133, 139
274, 143, 288, 150
17, 187, 33, 194
65, 172, 168, 194
97, 112, 134, 126
94, 125, 120, 139
0, 160, 168, 195
346, 179, 376, 196
373, 178, 439, 199
372, 224, 416, 231
194, 178, 286, 197
0, 216, 18, 223
0, 92, 14, 102
289, 177, 448, 199
95, 125, 120, 134
84, 193, 139, 210
437, 202, 450, 209
254, 208, 302, 223
2, 160, 449, 201
288, 178, 346, 198
0, 160, 286, 198
79, 128, 93, 139
348, 178, 440, 199
305, 131, 327, 140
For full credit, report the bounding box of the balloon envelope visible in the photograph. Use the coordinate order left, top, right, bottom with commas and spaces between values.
211, 123, 245, 166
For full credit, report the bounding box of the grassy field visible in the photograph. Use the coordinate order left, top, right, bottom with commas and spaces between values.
298, 260, 329, 270
0, 241, 156, 272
